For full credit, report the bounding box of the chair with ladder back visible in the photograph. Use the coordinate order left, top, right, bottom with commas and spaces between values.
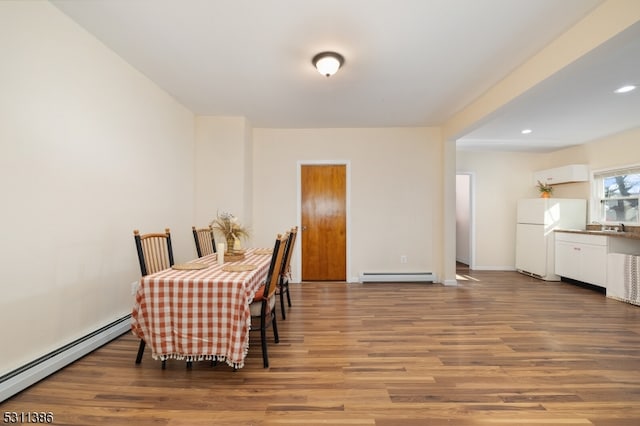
133, 228, 174, 368
277, 226, 298, 319
192, 225, 216, 258
249, 233, 287, 368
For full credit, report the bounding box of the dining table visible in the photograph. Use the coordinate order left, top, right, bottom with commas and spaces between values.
131, 247, 274, 368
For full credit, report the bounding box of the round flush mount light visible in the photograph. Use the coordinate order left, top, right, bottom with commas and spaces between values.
614, 85, 637, 94
312, 51, 344, 77
521, 129, 532, 134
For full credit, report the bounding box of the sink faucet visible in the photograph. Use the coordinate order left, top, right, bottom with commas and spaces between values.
620, 223, 626, 232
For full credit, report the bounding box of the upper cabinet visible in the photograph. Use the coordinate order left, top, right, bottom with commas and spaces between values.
533, 164, 590, 186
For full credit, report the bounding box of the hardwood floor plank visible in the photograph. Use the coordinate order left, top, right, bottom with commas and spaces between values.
2, 271, 640, 425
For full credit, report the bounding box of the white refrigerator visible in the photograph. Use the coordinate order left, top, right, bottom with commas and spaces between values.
515, 198, 586, 281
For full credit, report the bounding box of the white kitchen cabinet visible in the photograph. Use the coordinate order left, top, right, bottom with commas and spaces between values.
554, 232, 607, 287
555, 240, 579, 279
578, 243, 608, 287
533, 164, 589, 186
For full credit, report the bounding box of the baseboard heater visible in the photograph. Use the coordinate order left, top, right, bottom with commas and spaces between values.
0, 315, 131, 403
360, 272, 435, 283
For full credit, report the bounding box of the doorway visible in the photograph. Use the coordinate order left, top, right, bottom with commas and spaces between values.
456, 173, 474, 269
299, 163, 348, 281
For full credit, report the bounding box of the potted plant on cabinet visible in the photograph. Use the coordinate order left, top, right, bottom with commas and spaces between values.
537, 180, 553, 198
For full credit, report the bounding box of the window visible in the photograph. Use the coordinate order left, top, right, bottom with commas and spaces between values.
593, 166, 640, 224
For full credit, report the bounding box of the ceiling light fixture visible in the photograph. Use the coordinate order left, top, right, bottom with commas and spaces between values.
312, 51, 344, 77
614, 85, 636, 94
521, 129, 532, 134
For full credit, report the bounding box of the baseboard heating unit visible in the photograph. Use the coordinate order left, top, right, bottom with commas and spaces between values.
0, 315, 131, 403
360, 272, 435, 283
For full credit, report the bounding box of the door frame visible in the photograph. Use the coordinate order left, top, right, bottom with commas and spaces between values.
296, 160, 352, 282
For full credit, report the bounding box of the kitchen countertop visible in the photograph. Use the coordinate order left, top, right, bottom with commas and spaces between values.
555, 228, 640, 240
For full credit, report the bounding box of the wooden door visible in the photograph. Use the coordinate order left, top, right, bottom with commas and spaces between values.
301, 164, 346, 281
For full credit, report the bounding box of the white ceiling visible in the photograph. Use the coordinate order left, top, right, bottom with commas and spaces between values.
458, 18, 640, 152
51, 0, 639, 152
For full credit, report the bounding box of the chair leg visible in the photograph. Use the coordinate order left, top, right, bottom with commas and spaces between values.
286, 284, 292, 308
135, 339, 146, 364
261, 322, 269, 368
137, 339, 168, 370
279, 288, 287, 320
272, 312, 279, 344
186, 361, 192, 369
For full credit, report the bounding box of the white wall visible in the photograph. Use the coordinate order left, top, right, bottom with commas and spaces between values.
0, 2, 195, 376
252, 127, 443, 282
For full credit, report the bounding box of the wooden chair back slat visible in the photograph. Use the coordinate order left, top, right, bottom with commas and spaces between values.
192, 226, 216, 257
133, 228, 174, 276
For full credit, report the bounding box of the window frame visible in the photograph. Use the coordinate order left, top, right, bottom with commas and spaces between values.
591, 164, 640, 225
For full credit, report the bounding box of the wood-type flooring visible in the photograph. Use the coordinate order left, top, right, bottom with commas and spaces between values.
2, 270, 640, 425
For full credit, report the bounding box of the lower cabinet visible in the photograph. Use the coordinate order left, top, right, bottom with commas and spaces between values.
555, 232, 608, 287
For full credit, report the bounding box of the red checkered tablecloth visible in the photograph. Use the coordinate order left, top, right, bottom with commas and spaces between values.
131, 248, 273, 368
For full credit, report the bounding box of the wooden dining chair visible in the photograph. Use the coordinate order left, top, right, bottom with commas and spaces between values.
133, 228, 174, 368
192, 225, 216, 258
134, 228, 175, 277
278, 226, 298, 320
249, 233, 287, 368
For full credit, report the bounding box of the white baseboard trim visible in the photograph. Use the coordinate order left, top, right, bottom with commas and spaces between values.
360, 272, 435, 283
468, 266, 516, 271
0, 315, 130, 403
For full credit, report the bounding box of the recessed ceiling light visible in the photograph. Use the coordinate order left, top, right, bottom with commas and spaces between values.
614, 85, 636, 94
521, 129, 532, 134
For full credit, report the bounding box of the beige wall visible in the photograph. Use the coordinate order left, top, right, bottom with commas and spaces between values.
194, 116, 253, 244
457, 150, 548, 269
544, 127, 640, 220
251, 128, 443, 283
0, 2, 195, 376
546, 126, 640, 172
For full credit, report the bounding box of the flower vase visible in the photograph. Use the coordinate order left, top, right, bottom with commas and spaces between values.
225, 235, 235, 254
540, 191, 551, 199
